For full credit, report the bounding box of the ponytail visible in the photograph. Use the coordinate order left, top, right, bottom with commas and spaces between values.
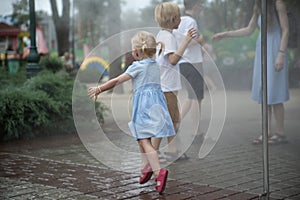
156, 42, 164, 56
142, 41, 147, 56
131, 31, 164, 58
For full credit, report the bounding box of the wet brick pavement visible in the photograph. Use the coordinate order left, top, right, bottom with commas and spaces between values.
1, 89, 300, 199
0, 139, 260, 200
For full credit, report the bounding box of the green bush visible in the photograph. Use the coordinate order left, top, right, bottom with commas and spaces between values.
0, 71, 107, 141
0, 87, 59, 141
212, 30, 258, 69
77, 68, 104, 83
72, 80, 108, 125
24, 71, 73, 117
0, 64, 27, 89
39, 56, 63, 73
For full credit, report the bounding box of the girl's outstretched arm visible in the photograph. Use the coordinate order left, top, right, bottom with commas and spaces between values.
88, 73, 131, 99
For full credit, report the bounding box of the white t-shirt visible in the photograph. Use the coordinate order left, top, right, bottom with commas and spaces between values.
175, 15, 203, 64
156, 30, 182, 92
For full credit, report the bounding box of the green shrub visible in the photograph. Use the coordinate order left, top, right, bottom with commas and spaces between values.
72, 80, 108, 125
213, 30, 258, 69
24, 71, 73, 117
39, 56, 63, 73
77, 68, 104, 83
0, 71, 107, 141
0, 64, 27, 89
0, 87, 59, 141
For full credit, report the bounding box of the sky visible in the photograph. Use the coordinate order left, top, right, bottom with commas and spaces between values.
0, 0, 152, 17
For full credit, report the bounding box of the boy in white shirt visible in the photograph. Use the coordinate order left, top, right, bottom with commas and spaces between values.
176, 0, 204, 132
154, 2, 196, 160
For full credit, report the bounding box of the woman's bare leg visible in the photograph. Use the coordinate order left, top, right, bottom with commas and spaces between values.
273, 103, 284, 135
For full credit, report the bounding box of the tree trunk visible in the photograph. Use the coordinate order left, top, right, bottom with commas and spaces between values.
294, 1, 300, 52
50, 0, 70, 56
244, 1, 254, 27
289, 1, 300, 63
107, 0, 123, 94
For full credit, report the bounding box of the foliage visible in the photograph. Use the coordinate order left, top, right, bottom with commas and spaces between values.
72, 80, 108, 125
212, 31, 258, 69
0, 86, 59, 141
0, 62, 27, 89
0, 71, 107, 141
24, 71, 73, 116
10, 0, 46, 27
74, 0, 113, 47
77, 68, 104, 83
10, 0, 29, 27
201, 0, 253, 33
39, 56, 63, 73
50, 0, 70, 56
123, 0, 160, 29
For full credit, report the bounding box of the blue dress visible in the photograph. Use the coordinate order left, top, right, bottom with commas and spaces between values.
125, 58, 176, 140
252, 15, 289, 105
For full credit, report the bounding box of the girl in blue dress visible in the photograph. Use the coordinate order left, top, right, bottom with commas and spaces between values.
212, 0, 289, 144
88, 31, 175, 194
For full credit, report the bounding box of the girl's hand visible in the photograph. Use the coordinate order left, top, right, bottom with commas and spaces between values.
186, 28, 198, 41
274, 53, 284, 72
88, 86, 100, 100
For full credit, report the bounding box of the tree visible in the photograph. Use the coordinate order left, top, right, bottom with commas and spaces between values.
138, 0, 161, 28
200, 0, 253, 33
287, 0, 300, 49
285, 0, 300, 69
10, 0, 45, 28
11, 0, 29, 27
74, 0, 107, 49
121, 0, 165, 30
50, 0, 70, 56
74, 0, 123, 92
106, 0, 123, 93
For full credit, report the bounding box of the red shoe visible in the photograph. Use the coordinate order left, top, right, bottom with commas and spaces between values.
139, 163, 153, 184
155, 169, 168, 194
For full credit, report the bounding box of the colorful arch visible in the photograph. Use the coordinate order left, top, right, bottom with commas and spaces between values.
80, 56, 110, 72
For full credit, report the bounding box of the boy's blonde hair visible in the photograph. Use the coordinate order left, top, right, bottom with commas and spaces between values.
131, 31, 164, 58
155, 2, 180, 29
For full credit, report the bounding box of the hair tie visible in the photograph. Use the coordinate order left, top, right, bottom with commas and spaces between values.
156, 42, 164, 56
142, 41, 147, 54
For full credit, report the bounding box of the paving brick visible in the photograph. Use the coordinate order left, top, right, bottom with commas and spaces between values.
180, 183, 221, 195
163, 193, 194, 200
224, 192, 259, 200
285, 193, 300, 200
194, 188, 240, 200
1, 89, 300, 199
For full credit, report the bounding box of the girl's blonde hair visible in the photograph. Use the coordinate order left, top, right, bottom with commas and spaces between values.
155, 2, 181, 29
131, 31, 164, 58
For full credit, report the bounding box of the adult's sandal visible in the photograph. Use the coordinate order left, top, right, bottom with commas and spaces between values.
268, 133, 288, 145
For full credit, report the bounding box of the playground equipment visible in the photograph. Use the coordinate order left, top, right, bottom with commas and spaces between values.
80, 56, 110, 76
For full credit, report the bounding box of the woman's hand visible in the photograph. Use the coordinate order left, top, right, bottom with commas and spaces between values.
212, 32, 227, 42
274, 53, 284, 71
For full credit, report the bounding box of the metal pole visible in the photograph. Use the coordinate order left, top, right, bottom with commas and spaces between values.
26, 0, 40, 79
261, 0, 269, 199
71, 0, 76, 68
